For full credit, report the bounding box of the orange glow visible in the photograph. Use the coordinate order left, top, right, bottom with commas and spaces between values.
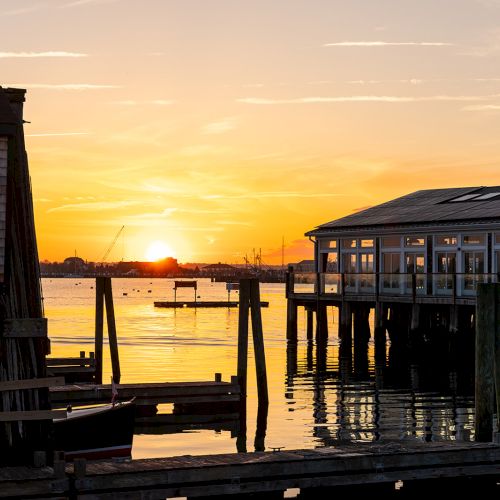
145, 241, 176, 262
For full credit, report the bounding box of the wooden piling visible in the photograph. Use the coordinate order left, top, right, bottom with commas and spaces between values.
353, 304, 370, 378
94, 277, 105, 384
475, 283, 496, 441
374, 302, 387, 387
286, 299, 298, 340
495, 285, 500, 436
104, 277, 121, 384
339, 302, 352, 379
316, 302, 328, 340
250, 279, 269, 406
306, 307, 314, 340
237, 280, 250, 399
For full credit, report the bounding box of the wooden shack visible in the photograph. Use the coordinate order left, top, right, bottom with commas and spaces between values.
0, 87, 52, 465
286, 187, 500, 382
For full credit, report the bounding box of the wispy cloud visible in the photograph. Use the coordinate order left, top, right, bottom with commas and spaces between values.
462, 104, 500, 111
202, 191, 345, 200
1, 5, 46, 16
111, 99, 174, 106
202, 118, 237, 135
26, 132, 91, 137
0, 51, 87, 58
324, 41, 453, 47
215, 220, 253, 226
238, 94, 500, 105
62, 0, 119, 8
48, 200, 140, 213
6, 83, 120, 90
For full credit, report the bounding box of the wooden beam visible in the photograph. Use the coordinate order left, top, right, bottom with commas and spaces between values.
0, 409, 66, 421
95, 277, 105, 384
104, 277, 121, 384
3, 318, 47, 338
46, 357, 95, 367
0, 376, 65, 391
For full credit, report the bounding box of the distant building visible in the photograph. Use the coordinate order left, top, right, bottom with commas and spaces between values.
63, 256, 86, 273
201, 263, 238, 278
290, 260, 315, 272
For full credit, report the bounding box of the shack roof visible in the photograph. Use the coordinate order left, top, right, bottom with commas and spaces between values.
306, 186, 500, 236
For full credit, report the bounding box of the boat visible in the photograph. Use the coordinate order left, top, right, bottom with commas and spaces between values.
54, 400, 135, 460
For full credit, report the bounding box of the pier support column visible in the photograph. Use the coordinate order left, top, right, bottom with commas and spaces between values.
339, 302, 352, 380
286, 299, 298, 341
409, 304, 422, 391
374, 302, 387, 387
316, 303, 328, 341
353, 304, 370, 379
306, 306, 314, 340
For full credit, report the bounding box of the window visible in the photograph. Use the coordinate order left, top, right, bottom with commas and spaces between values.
405, 236, 425, 247
342, 239, 357, 249
463, 234, 485, 246
436, 235, 457, 246
360, 239, 374, 248
496, 234, 500, 246
382, 236, 400, 247
320, 239, 337, 250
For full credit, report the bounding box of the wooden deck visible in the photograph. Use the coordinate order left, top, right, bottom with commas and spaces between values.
154, 301, 269, 308
2, 441, 498, 499
49, 378, 240, 408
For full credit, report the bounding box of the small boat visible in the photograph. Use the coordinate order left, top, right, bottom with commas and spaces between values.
54, 400, 135, 461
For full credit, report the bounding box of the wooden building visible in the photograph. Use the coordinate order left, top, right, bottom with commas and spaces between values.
286, 187, 500, 383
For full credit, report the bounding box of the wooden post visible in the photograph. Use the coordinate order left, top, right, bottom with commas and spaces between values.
353, 304, 370, 377
339, 302, 352, 380
315, 302, 328, 340
306, 307, 314, 340
237, 279, 250, 399
495, 285, 500, 437
250, 279, 269, 406
94, 277, 105, 384
475, 283, 496, 441
104, 277, 121, 384
286, 298, 298, 340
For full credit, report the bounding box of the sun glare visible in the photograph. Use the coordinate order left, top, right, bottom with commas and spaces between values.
145, 241, 175, 261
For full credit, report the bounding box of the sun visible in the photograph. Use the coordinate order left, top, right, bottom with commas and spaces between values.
145, 241, 176, 261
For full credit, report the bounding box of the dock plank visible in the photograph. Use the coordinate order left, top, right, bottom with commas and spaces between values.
154, 301, 269, 308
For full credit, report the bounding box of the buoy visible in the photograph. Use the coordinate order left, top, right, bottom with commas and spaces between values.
123, 293, 128, 296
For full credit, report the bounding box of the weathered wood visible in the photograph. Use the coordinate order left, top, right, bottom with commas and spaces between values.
475, 283, 496, 441
0, 377, 65, 392
249, 279, 269, 406
315, 302, 328, 340
94, 277, 105, 384
237, 279, 250, 399
104, 278, 120, 384
0, 409, 66, 422
286, 298, 298, 340
46, 357, 95, 367
306, 307, 314, 340
2, 318, 47, 338
495, 284, 500, 435
155, 301, 269, 308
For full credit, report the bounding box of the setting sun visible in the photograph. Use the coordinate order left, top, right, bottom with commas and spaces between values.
145, 241, 175, 262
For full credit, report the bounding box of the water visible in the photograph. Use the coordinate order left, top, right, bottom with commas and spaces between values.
43, 278, 475, 459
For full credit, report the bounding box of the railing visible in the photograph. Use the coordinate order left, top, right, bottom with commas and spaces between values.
288, 272, 499, 299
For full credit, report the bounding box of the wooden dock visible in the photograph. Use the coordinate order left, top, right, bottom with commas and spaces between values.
49, 377, 240, 409
154, 301, 269, 308
2, 441, 498, 499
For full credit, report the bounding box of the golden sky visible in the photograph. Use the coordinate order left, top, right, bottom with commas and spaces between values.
3, 0, 500, 263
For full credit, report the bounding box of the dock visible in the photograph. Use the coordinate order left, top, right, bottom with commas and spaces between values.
2, 441, 499, 499
49, 376, 240, 409
154, 300, 269, 308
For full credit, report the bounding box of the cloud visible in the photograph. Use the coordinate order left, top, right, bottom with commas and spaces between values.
6, 83, 119, 90
61, 0, 119, 7
202, 191, 345, 200
462, 104, 500, 111
47, 200, 140, 213
1, 5, 46, 16
202, 118, 237, 135
238, 94, 500, 105
0, 51, 87, 58
111, 99, 174, 106
26, 132, 91, 137
215, 220, 253, 226
324, 41, 453, 47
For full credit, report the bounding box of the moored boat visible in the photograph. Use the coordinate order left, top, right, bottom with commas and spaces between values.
54, 400, 135, 460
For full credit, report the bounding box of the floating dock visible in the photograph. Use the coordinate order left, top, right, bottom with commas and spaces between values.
2, 441, 499, 499
49, 376, 240, 409
154, 301, 269, 308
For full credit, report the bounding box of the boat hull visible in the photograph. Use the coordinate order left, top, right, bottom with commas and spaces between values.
54, 401, 135, 460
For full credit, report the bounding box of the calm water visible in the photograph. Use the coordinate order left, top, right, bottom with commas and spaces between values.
43, 278, 475, 459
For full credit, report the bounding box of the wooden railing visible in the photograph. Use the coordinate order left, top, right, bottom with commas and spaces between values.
287, 272, 500, 300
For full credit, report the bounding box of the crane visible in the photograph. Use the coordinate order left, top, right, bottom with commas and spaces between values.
101, 225, 125, 262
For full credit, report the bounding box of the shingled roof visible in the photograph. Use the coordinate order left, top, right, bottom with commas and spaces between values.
306, 186, 500, 235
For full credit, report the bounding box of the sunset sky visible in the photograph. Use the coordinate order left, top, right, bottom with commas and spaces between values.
3, 0, 500, 264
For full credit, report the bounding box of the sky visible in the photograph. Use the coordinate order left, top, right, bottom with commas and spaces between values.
3, 0, 500, 264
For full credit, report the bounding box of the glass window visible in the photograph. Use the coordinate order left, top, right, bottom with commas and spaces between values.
360, 239, 374, 248
342, 239, 357, 249
405, 236, 425, 247
436, 235, 457, 246
496, 234, 500, 246
382, 236, 400, 247
320, 239, 337, 250
326, 253, 338, 272
383, 253, 400, 273
463, 234, 485, 246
